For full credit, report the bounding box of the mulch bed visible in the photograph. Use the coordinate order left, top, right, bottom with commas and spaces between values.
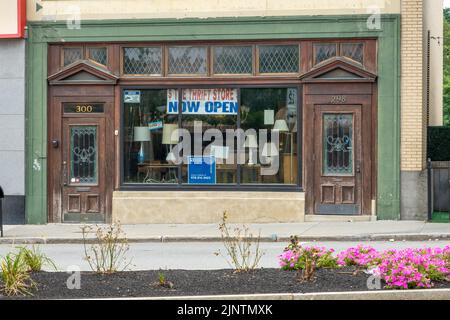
2, 268, 450, 299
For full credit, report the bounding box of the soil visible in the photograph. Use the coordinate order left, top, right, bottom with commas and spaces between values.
1, 268, 449, 299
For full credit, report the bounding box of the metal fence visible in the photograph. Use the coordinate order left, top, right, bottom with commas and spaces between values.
428, 159, 450, 221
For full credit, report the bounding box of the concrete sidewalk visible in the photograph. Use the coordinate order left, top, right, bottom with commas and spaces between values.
1, 220, 450, 244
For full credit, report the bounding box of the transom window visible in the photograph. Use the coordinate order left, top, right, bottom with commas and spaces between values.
62, 46, 109, 67
258, 45, 299, 73
121, 43, 302, 76
63, 47, 83, 66
88, 47, 108, 66
123, 47, 162, 75
213, 46, 253, 74
313, 42, 365, 66
168, 46, 208, 75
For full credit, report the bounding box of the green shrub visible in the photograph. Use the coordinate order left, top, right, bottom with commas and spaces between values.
0, 252, 36, 296
19, 246, 57, 272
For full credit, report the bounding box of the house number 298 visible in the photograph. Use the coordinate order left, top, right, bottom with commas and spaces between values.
330, 96, 346, 104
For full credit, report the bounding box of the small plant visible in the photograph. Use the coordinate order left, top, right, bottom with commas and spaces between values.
156, 272, 174, 289
0, 251, 36, 296
18, 246, 57, 272
337, 245, 381, 269
215, 211, 264, 272
81, 221, 133, 274
279, 238, 338, 271
298, 248, 318, 282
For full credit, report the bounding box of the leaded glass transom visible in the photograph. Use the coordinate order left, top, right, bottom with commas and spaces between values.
314, 44, 337, 65
63, 48, 83, 66
123, 47, 162, 75
213, 46, 252, 74
168, 46, 207, 75
88, 47, 107, 65
70, 126, 98, 184
258, 45, 299, 73
323, 114, 353, 175
341, 43, 364, 64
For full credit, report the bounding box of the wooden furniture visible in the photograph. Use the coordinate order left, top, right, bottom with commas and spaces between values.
282, 154, 298, 184
137, 162, 178, 183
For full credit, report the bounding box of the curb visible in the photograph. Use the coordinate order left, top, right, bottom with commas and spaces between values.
0, 233, 450, 244
90, 289, 450, 301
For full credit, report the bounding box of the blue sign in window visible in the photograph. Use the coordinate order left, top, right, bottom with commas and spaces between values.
187, 156, 216, 185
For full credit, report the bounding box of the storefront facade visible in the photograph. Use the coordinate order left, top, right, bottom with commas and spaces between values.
22, 0, 441, 224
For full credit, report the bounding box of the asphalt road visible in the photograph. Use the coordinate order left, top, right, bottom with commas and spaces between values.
0, 240, 449, 272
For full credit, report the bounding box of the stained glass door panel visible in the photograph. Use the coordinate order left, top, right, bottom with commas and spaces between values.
70, 126, 98, 184
323, 114, 353, 176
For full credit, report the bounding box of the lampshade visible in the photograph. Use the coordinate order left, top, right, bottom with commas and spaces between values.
166, 151, 176, 163
162, 124, 179, 144
244, 134, 258, 148
273, 119, 289, 132
133, 127, 150, 142
261, 142, 279, 157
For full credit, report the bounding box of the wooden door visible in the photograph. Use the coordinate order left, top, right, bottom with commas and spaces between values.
313, 105, 362, 215
62, 117, 106, 222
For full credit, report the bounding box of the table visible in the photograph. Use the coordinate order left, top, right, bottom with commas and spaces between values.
137, 163, 178, 183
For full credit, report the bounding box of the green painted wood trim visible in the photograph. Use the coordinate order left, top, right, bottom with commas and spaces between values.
25, 15, 401, 223
25, 40, 47, 224
376, 17, 401, 220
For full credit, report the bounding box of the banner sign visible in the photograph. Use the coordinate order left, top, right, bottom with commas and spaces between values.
167, 89, 238, 115
187, 156, 216, 184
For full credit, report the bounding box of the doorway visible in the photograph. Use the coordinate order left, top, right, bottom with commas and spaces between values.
313, 105, 362, 215
61, 116, 106, 222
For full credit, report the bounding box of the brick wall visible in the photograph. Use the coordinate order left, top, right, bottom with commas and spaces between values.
401, 0, 426, 171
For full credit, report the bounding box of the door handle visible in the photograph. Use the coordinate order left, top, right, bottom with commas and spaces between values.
356, 161, 361, 174
62, 161, 68, 186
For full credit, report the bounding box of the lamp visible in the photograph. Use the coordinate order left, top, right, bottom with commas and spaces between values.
273, 119, 289, 132
162, 124, 178, 163
134, 127, 151, 164
261, 142, 279, 165
244, 134, 258, 165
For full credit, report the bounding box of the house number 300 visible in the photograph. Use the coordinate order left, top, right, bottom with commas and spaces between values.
330, 96, 346, 104
76, 105, 93, 113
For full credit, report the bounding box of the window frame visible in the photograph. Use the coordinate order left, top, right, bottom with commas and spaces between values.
256, 43, 301, 76
340, 42, 365, 66
87, 46, 108, 67
166, 45, 209, 77
312, 42, 338, 67
211, 44, 254, 77
119, 84, 303, 192
121, 45, 164, 77
61, 46, 84, 67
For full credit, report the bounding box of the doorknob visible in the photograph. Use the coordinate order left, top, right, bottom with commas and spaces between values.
51, 140, 59, 148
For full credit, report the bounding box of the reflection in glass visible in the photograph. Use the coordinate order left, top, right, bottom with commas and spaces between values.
259, 45, 299, 73
123, 47, 162, 75
123, 89, 178, 184
70, 126, 97, 184
323, 114, 353, 175
213, 46, 252, 74
180, 88, 238, 184
240, 88, 298, 184
168, 46, 207, 75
